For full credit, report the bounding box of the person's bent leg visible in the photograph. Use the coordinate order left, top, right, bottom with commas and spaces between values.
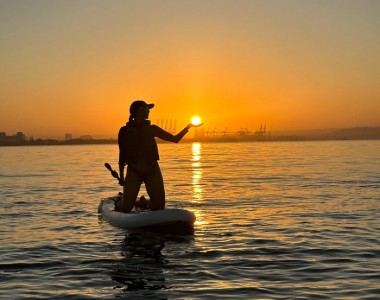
145, 164, 165, 210
119, 166, 142, 213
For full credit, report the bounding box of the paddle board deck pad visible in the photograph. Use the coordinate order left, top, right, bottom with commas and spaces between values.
98, 195, 196, 235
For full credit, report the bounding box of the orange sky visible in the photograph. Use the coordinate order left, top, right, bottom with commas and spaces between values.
1, 0, 379, 138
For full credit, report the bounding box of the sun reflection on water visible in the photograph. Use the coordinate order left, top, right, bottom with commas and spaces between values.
191, 143, 203, 201
191, 143, 208, 228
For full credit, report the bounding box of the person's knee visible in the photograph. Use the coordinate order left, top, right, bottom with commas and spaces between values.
121, 190, 139, 213
150, 197, 165, 210
149, 190, 165, 210
119, 198, 134, 213
145, 165, 165, 210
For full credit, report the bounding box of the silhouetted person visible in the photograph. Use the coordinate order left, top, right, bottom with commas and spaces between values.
117, 100, 202, 213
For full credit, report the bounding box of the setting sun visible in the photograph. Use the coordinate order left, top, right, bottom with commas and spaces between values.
191, 116, 202, 126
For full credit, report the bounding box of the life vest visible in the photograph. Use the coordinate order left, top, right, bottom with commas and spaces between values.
118, 121, 159, 165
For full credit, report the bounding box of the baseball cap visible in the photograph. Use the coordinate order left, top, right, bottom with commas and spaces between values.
129, 100, 154, 115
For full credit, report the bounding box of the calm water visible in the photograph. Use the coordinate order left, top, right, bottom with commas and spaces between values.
1, 141, 379, 299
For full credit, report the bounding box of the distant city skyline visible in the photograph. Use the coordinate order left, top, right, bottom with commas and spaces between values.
2, 124, 380, 141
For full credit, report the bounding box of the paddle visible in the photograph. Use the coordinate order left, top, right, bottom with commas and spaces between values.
104, 163, 123, 186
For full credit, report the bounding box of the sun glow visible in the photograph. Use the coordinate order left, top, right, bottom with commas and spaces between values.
191, 116, 202, 126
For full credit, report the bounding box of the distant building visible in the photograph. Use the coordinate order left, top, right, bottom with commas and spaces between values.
65, 134, 73, 141
79, 135, 93, 140
0, 132, 26, 143
16, 132, 26, 141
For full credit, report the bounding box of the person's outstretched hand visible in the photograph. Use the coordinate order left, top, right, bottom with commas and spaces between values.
188, 123, 204, 128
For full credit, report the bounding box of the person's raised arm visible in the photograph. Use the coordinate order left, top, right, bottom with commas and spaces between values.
153, 123, 203, 143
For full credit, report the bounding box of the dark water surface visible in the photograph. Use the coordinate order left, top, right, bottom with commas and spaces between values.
1, 141, 379, 299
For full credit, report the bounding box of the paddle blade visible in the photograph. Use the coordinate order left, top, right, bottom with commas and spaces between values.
105, 162, 123, 186
104, 163, 112, 172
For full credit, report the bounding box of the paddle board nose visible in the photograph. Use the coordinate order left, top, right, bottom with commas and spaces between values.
98, 199, 105, 214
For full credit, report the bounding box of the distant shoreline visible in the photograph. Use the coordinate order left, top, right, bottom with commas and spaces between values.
1, 133, 380, 147
1, 138, 379, 147
1, 126, 379, 147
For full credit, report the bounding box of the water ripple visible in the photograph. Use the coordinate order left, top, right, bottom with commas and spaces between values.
1, 142, 380, 299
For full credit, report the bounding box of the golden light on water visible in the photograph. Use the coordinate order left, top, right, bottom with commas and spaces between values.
191, 143, 203, 201
191, 116, 202, 126
191, 142, 208, 227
